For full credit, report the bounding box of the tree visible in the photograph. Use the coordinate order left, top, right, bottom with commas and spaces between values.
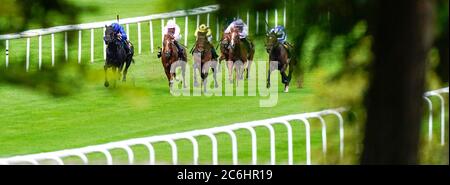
0, 0, 87, 96
361, 0, 435, 164
205, 0, 446, 164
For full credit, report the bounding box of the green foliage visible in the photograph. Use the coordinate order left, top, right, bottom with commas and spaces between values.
0, 0, 90, 96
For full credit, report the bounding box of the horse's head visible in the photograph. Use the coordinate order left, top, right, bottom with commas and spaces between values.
163, 34, 175, 59
104, 25, 122, 49
104, 25, 115, 45
265, 32, 278, 53
195, 32, 208, 52
221, 33, 231, 48
230, 28, 240, 49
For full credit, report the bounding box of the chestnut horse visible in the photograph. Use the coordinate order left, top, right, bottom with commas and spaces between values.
219, 28, 255, 85
265, 32, 296, 92
161, 34, 187, 91
192, 32, 219, 92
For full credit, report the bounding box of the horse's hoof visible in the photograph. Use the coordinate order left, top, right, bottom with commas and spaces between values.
122, 79, 126, 82
284, 86, 289, 93
214, 84, 219, 88
267, 84, 271, 89
104, 81, 110, 87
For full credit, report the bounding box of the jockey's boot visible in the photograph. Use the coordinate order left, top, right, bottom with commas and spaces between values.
123, 41, 132, 56
175, 41, 186, 61
157, 48, 162, 58
211, 47, 219, 60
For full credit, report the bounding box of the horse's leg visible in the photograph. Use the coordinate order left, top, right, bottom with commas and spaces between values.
240, 59, 246, 80
267, 61, 277, 89
227, 60, 233, 84
104, 64, 110, 87
202, 60, 212, 93
182, 61, 187, 88
201, 62, 208, 81
164, 65, 171, 82
166, 67, 171, 87
193, 61, 199, 87
246, 42, 255, 80
122, 60, 132, 82
246, 60, 253, 80
169, 61, 177, 90
168, 67, 174, 91
202, 71, 208, 93
212, 61, 219, 88
193, 52, 201, 87
285, 62, 295, 92
280, 63, 290, 92
217, 58, 222, 71
112, 66, 117, 87
117, 63, 124, 81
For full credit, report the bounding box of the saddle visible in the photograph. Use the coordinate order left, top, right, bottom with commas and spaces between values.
233, 37, 254, 54
124, 40, 133, 56
282, 42, 294, 58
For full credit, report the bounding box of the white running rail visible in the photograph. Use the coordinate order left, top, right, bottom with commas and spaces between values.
423, 87, 449, 145
1, 4, 288, 69
0, 107, 346, 165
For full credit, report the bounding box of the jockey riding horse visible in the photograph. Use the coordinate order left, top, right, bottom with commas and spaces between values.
158, 20, 186, 61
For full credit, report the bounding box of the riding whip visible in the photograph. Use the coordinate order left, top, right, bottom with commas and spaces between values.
264, 19, 270, 34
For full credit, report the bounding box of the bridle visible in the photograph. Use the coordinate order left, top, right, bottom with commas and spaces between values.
230, 29, 240, 49
105, 27, 121, 48
265, 32, 279, 53
163, 35, 175, 59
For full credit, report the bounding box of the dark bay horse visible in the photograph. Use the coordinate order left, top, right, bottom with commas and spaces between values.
220, 28, 255, 85
161, 34, 187, 91
103, 25, 134, 87
265, 32, 296, 92
192, 32, 219, 92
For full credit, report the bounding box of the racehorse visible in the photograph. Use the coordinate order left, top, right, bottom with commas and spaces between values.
103, 25, 134, 87
161, 34, 187, 91
192, 31, 219, 92
218, 32, 232, 62
219, 28, 255, 85
265, 31, 296, 92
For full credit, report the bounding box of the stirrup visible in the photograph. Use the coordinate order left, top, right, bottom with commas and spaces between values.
157, 51, 162, 58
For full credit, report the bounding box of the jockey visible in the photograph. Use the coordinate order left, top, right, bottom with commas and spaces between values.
269, 25, 287, 44
224, 18, 248, 39
224, 19, 252, 51
194, 24, 218, 59
158, 20, 185, 61
110, 23, 132, 55
269, 25, 293, 51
